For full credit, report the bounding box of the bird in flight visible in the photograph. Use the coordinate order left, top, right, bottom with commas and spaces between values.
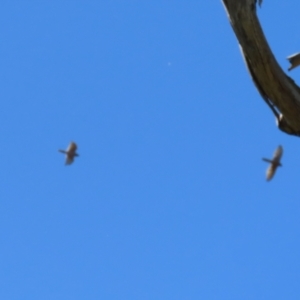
262, 145, 283, 181
58, 142, 79, 165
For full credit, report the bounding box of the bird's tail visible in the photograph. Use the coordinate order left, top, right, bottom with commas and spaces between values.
58, 149, 67, 154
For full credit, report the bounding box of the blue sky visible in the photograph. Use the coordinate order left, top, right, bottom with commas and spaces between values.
1, 1, 300, 299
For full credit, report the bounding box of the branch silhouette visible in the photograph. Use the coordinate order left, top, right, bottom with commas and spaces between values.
222, 0, 300, 136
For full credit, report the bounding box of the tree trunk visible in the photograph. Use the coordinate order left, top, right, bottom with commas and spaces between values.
222, 0, 300, 136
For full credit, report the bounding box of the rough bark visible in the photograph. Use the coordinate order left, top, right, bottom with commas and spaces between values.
222, 0, 300, 136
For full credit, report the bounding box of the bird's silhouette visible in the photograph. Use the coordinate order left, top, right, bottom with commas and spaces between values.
262, 145, 283, 181
58, 142, 79, 165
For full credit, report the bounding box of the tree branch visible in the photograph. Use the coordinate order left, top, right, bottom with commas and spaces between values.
222, 0, 300, 136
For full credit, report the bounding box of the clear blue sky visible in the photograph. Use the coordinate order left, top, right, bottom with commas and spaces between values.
1, 1, 300, 299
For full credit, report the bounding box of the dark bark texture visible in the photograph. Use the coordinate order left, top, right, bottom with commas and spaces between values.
222, 0, 300, 136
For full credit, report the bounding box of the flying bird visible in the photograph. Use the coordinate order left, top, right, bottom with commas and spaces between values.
262, 145, 283, 181
58, 142, 79, 165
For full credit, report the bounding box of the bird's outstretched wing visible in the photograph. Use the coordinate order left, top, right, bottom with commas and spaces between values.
67, 142, 77, 156
65, 156, 74, 165
272, 145, 283, 165
266, 164, 277, 181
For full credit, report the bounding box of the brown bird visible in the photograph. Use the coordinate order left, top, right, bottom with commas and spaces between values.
58, 142, 79, 165
262, 145, 283, 181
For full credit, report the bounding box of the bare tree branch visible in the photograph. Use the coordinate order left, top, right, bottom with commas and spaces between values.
287, 53, 300, 71
222, 0, 300, 136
